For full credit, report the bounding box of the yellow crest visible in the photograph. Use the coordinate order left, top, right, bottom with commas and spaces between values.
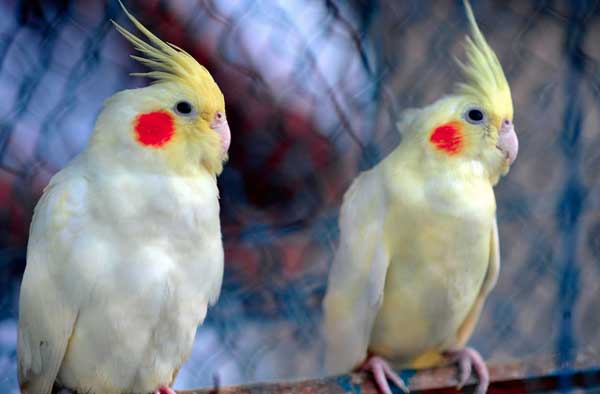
112, 1, 223, 105
455, 0, 513, 120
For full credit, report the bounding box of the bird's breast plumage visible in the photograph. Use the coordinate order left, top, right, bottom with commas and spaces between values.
55, 164, 223, 394
368, 160, 496, 366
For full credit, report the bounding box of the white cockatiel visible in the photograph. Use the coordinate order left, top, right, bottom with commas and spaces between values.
17, 4, 231, 394
322, 2, 518, 394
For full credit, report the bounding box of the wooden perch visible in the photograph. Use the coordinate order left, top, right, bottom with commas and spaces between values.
179, 350, 600, 394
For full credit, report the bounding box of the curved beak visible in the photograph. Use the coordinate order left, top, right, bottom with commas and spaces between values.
497, 119, 518, 165
210, 112, 231, 155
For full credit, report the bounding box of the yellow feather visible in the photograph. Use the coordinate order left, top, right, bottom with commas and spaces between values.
111, 1, 226, 176
455, 0, 513, 121
112, 2, 215, 91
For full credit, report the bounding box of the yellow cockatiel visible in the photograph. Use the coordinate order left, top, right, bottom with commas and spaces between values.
17, 4, 231, 394
322, 2, 518, 394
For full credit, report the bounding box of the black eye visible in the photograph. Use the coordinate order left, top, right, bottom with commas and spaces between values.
174, 101, 194, 116
465, 108, 485, 124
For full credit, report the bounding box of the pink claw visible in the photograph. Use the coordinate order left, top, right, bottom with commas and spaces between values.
444, 347, 489, 394
154, 386, 177, 394
360, 355, 409, 394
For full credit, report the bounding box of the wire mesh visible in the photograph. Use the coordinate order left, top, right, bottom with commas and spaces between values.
0, 0, 599, 392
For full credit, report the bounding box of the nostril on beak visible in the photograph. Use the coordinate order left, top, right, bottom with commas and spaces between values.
211, 112, 226, 129
497, 119, 518, 164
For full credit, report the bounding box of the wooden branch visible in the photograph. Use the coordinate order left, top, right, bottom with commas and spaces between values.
178, 350, 600, 394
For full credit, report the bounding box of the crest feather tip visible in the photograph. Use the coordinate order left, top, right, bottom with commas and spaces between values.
455, 0, 513, 119
112, 1, 214, 87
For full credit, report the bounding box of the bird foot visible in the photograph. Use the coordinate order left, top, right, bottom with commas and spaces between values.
359, 355, 409, 394
155, 386, 177, 394
444, 347, 489, 394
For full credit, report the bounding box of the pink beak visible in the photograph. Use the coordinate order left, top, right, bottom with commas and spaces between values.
210, 111, 231, 154
497, 119, 518, 165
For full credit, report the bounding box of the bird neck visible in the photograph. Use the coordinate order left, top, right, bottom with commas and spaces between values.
387, 140, 492, 186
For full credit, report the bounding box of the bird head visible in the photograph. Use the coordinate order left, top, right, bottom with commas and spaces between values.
399, 0, 517, 184
88, 3, 230, 176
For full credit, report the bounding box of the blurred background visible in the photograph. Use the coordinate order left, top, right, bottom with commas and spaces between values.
0, 0, 599, 392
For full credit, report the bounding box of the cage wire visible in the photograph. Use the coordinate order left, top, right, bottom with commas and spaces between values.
0, 0, 599, 392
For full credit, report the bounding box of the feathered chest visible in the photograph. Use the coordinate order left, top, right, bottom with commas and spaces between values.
71, 169, 223, 301
91, 170, 220, 239
384, 166, 496, 265
53, 169, 224, 393
369, 163, 497, 360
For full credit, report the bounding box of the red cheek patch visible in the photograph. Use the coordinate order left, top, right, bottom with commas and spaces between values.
430, 122, 463, 155
134, 111, 174, 148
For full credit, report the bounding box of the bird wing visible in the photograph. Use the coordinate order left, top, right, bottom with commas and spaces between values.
18, 171, 89, 394
453, 217, 500, 348
322, 169, 390, 374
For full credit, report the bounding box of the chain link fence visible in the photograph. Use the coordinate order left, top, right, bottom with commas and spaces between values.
0, 0, 599, 392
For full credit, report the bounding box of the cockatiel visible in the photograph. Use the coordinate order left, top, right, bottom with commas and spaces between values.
17, 4, 230, 394
322, 2, 517, 394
